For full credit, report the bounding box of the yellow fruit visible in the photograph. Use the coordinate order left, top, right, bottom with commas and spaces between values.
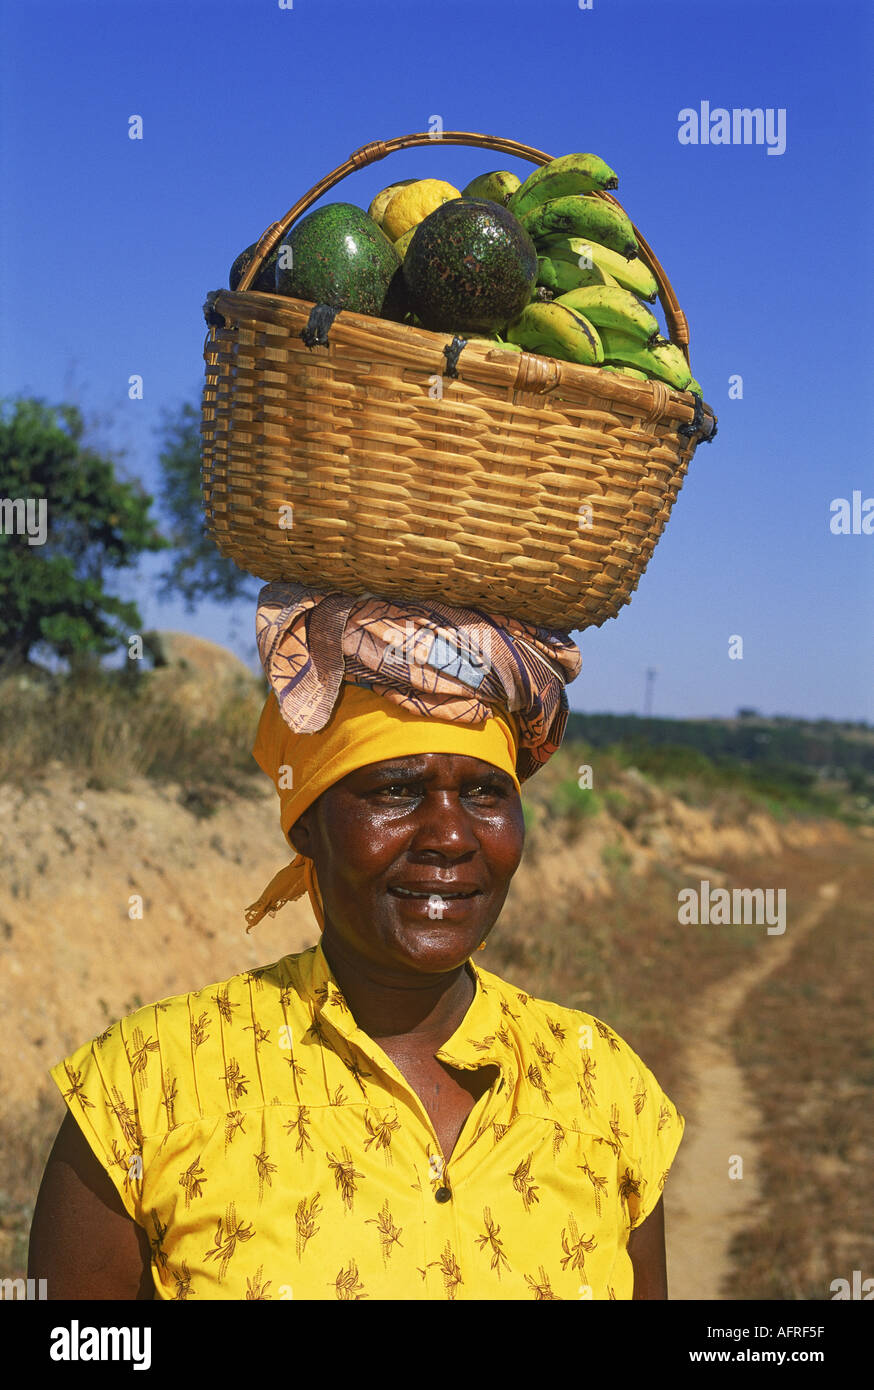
381, 179, 462, 241
367, 179, 417, 227
393, 226, 416, 260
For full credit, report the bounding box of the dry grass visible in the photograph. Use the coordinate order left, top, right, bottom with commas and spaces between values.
0, 668, 267, 808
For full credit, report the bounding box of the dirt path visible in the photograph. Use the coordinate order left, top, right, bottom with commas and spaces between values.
663, 879, 839, 1300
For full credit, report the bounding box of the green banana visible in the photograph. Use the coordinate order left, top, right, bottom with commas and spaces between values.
554, 285, 660, 345
508, 153, 618, 221
462, 333, 523, 352
598, 328, 692, 390
600, 365, 649, 381
536, 235, 658, 302
687, 377, 703, 398
536, 255, 616, 295
505, 301, 604, 366
460, 170, 521, 205
519, 195, 638, 259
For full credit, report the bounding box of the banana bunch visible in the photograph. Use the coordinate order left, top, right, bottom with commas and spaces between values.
502, 151, 701, 399
537, 236, 658, 302
363, 150, 703, 399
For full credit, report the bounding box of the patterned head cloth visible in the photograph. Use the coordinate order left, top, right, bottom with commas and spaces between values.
245, 581, 581, 930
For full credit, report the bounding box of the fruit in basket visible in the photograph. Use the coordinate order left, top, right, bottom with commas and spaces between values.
460, 333, 523, 353
274, 202, 401, 315
598, 329, 692, 390
368, 179, 418, 227
402, 199, 537, 334
508, 153, 619, 219
600, 365, 649, 381
519, 196, 638, 259
380, 264, 414, 323
237, 146, 701, 396
229, 242, 279, 292
536, 254, 617, 295
381, 179, 462, 241
553, 285, 660, 345
505, 301, 604, 365
537, 236, 658, 301
461, 170, 521, 205
392, 227, 416, 260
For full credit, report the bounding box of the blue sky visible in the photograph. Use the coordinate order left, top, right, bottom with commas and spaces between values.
1, 0, 872, 720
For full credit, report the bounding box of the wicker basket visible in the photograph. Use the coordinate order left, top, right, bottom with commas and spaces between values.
201, 130, 716, 633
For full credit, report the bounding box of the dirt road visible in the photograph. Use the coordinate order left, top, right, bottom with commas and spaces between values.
664, 880, 840, 1299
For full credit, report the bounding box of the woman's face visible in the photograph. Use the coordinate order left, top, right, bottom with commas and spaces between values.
288, 753, 525, 977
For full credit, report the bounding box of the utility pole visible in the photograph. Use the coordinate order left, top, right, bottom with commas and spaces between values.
643, 667, 657, 719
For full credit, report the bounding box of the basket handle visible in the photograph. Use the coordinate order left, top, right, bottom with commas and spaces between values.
236, 130, 690, 360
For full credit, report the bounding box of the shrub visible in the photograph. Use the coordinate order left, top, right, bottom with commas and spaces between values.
550, 778, 604, 823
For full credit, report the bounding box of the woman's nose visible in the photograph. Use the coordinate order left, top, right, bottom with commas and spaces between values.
409, 791, 480, 855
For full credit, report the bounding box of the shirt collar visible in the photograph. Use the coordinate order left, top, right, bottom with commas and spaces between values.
300, 940, 509, 1071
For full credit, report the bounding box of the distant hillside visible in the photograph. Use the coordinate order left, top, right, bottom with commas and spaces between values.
563, 711, 874, 825
2, 658, 870, 825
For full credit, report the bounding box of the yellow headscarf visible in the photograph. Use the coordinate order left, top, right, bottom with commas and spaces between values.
245, 681, 521, 931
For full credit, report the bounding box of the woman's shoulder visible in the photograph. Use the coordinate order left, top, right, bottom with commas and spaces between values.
49, 946, 318, 1141
475, 961, 641, 1062
473, 962, 684, 1144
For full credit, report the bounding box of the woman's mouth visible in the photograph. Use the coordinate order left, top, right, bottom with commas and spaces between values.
387, 886, 482, 917
389, 886, 480, 900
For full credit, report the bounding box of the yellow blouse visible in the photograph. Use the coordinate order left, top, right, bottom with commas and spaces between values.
50, 942, 684, 1300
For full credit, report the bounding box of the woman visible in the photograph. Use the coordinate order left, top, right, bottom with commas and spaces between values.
29, 584, 684, 1300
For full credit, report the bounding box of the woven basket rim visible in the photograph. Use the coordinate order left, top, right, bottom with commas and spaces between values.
204, 287, 717, 443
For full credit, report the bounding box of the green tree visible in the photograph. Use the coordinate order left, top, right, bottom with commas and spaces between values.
153, 400, 260, 612
0, 396, 168, 673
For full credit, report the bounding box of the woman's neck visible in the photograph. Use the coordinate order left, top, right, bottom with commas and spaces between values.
319, 929, 476, 1050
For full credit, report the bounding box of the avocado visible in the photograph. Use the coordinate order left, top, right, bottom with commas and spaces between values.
402, 198, 538, 335
229, 242, 278, 292
380, 265, 414, 323
274, 202, 401, 315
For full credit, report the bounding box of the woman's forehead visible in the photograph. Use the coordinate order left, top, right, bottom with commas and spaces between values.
346, 752, 513, 779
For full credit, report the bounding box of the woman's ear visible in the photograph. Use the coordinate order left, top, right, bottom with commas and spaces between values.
286, 805, 312, 859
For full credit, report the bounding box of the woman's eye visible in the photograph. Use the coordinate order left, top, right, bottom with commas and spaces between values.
373, 780, 506, 800
468, 782, 504, 799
